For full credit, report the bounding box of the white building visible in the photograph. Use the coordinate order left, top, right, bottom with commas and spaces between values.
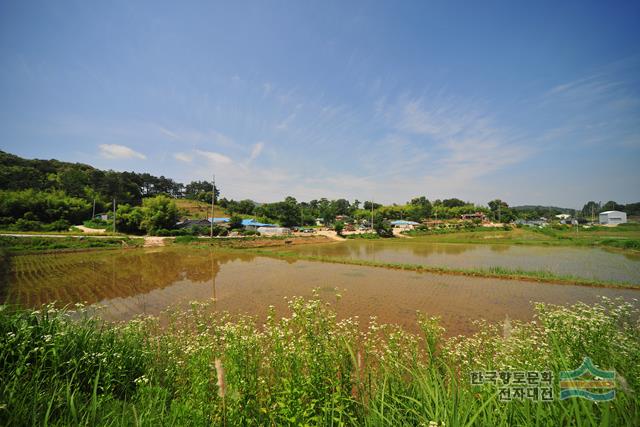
257, 227, 292, 236
599, 210, 627, 225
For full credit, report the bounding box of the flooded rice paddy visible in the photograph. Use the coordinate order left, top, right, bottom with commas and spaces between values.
2, 247, 638, 335
284, 239, 640, 283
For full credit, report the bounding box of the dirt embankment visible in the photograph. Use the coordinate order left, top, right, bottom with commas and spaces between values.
73, 225, 106, 234
195, 235, 334, 249
144, 236, 173, 247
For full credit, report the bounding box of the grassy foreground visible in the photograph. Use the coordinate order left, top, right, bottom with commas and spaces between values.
0, 296, 638, 426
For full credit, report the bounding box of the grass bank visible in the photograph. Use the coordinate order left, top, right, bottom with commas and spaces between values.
0, 297, 638, 425
237, 248, 639, 289
172, 234, 332, 248
0, 236, 144, 254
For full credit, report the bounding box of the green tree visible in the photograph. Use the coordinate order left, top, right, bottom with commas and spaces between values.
488, 199, 514, 223
115, 204, 145, 234
229, 215, 243, 230
581, 201, 601, 220
373, 213, 393, 237
139, 195, 179, 233
602, 200, 624, 212
334, 221, 344, 236
409, 196, 432, 221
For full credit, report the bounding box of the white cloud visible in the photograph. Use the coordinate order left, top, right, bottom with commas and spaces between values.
173, 152, 193, 163
98, 144, 146, 160
194, 149, 232, 164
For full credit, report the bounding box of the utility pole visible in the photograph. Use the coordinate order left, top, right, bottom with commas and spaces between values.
370, 198, 374, 231
498, 204, 501, 223
210, 174, 215, 238
113, 198, 116, 234
92, 198, 96, 220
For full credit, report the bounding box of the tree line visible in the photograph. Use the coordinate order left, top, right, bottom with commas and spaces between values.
1, 151, 637, 232
0, 151, 217, 231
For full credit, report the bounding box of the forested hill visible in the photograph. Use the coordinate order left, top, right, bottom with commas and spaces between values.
0, 150, 215, 206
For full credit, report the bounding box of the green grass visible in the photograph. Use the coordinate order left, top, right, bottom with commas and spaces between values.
237, 248, 639, 288
344, 233, 381, 240
0, 236, 143, 253
82, 219, 112, 230
0, 297, 638, 425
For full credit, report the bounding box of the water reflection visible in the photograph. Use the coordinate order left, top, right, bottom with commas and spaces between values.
287, 240, 640, 283
3, 248, 255, 307
2, 247, 639, 336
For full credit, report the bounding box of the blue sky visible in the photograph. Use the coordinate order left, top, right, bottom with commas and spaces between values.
1, 1, 639, 207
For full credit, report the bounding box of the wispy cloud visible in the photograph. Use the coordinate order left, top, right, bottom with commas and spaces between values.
544, 74, 622, 100
388, 96, 530, 180
173, 152, 193, 163
262, 82, 273, 97
248, 142, 264, 162
155, 125, 239, 150
158, 127, 179, 139
275, 113, 296, 130
98, 144, 146, 160
194, 149, 232, 164
537, 68, 640, 149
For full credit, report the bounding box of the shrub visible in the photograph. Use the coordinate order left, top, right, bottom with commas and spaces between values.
229, 215, 243, 230
174, 235, 200, 244
334, 221, 344, 235
44, 219, 71, 232
13, 218, 43, 231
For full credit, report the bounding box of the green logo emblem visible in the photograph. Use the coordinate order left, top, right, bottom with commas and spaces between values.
559, 357, 615, 401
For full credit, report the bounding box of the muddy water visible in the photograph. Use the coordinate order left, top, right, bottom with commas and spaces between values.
2, 248, 638, 335
284, 240, 640, 284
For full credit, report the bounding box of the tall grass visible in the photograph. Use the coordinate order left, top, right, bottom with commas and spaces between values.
1, 297, 638, 425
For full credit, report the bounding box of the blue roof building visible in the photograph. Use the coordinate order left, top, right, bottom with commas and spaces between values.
208, 217, 230, 223
241, 219, 277, 228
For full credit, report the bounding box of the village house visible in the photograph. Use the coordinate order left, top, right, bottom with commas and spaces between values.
460, 212, 487, 222
390, 220, 420, 230
599, 210, 627, 225
241, 218, 277, 231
